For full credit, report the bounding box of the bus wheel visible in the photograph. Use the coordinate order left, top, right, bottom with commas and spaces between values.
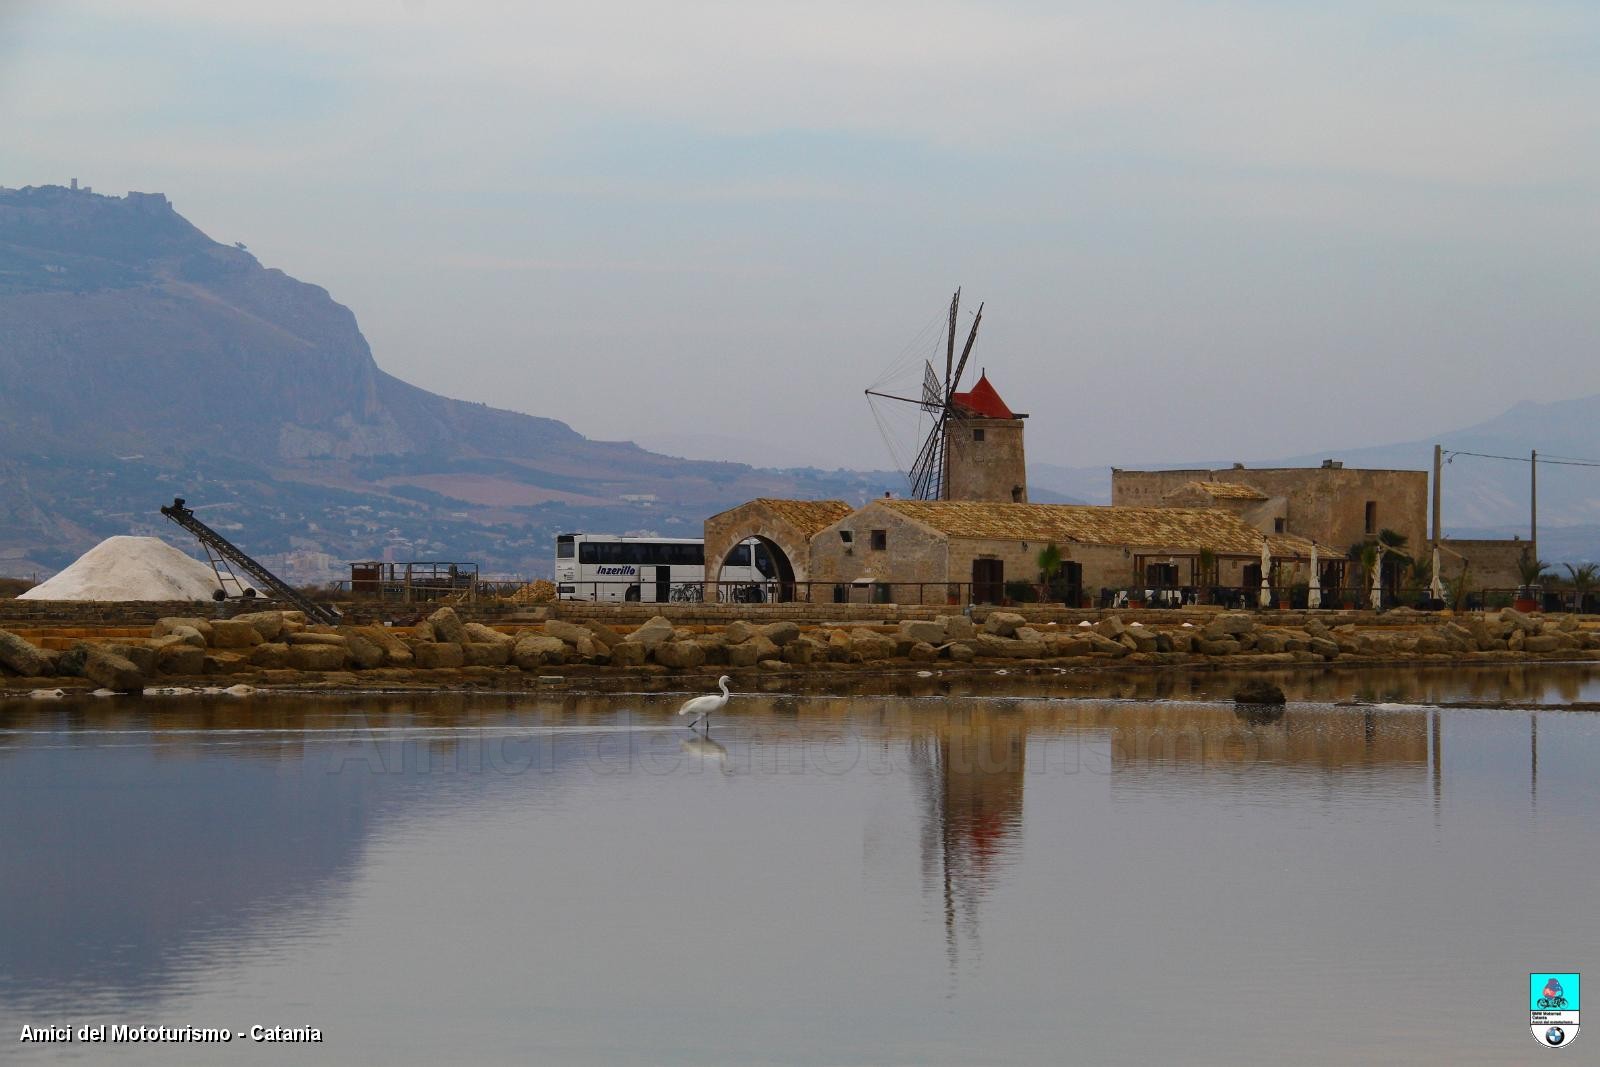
625, 585, 640, 602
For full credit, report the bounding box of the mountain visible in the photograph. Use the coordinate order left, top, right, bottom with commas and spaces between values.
0, 184, 896, 580
1028, 396, 1600, 563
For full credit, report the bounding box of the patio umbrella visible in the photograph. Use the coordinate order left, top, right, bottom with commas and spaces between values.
1429, 545, 1444, 603
1370, 546, 1386, 611
1259, 538, 1272, 609
1308, 543, 1322, 609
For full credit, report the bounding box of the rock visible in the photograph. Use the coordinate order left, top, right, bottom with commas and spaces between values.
942, 614, 976, 640
1253, 631, 1285, 654
1308, 637, 1342, 660
411, 642, 464, 669
1213, 614, 1256, 636
1508, 629, 1526, 652
851, 631, 897, 661
630, 616, 676, 649
1093, 616, 1127, 639
463, 622, 515, 647
1198, 638, 1242, 656
0, 629, 55, 676
899, 619, 948, 645
1415, 634, 1451, 655
1234, 679, 1286, 705
1522, 634, 1561, 653
1499, 607, 1537, 633
982, 611, 1026, 637
654, 640, 706, 669
826, 629, 857, 662
153, 617, 213, 643
231, 610, 285, 641
462, 641, 512, 667
943, 642, 975, 662
411, 619, 437, 642
781, 639, 816, 665
249, 643, 292, 669
972, 633, 1013, 658
203, 652, 248, 675
103, 643, 158, 676
1124, 629, 1158, 653
1085, 633, 1130, 657
582, 621, 623, 649
287, 644, 350, 671
725, 641, 762, 667
1050, 636, 1096, 657
544, 619, 592, 645
513, 634, 567, 669
908, 641, 939, 662
354, 626, 414, 666
334, 632, 382, 670
208, 619, 264, 649
692, 638, 727, 665
609, 640, 647, 667
724, 621, 759, 645
758, 659, 787, 672
426, 607, 468, 645
760, 621, 801, 646
80, 647, 145, 693
287, 631, 347, 647
157, 644, 207, 675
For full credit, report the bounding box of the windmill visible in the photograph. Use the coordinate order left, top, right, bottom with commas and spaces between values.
865, 288, 984, 499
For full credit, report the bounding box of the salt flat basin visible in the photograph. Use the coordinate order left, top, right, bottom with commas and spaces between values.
1, 663, 1597, 1065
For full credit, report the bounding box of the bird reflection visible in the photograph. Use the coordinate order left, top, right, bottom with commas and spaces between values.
680, 733, 732, 774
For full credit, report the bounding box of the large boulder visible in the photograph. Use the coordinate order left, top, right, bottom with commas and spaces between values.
513, 634, 567, 669
339, 632, 384, 670
209, 619, 264, 649
723, 620, 759, 645
982, 611, 1026, 637
231, 610, 286, 642
851, 631, 897, 661
103, 643, 158, 676
0, 629, 55, 677
630, 616, 676, 649
825, 629, 858, 662
157, 644, 207, 675
249, 643, 292, 669
653, 640, 706, 669
426, 606, 468, 645
1093, 616, 1127, 639
1308, 637, 1342, 660
462, 642, 512, 667
153, 617, 213, 644
412, 642, 464, 670
543, 619, 593, 646
908, 641, 939, 662
781, 639, 817, 665
78, 646, 145, 693
1205, 614, 1255, 638
726, 641, 762, 667
354, 626, 414, 667
942, 614, 976, 640
287, 644, 349, 671
1049, 636, 1096, 657
899, 619, 948, 645
608, 640, 647, 667
1198, 637, 1242, 656
582, 621, 623, 649
1522, 634, 1562, 654
760, 621, 801, 647
287, 631, 347, 647
464, 622, 515, 648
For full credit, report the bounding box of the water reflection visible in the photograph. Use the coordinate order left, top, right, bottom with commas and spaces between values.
0, 663, 1596, 1065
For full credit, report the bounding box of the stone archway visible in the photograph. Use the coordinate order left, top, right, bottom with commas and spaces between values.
702, 499, 854, 603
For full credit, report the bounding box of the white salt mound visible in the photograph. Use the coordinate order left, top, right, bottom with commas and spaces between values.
20, 536, 254, 602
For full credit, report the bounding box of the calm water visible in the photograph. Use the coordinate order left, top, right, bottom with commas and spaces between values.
3, 665, 1599, 1065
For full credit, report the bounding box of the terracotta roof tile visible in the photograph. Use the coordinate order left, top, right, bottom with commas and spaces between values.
880, 500, 1322, 557
1169, 480, 1269, 501
744, 498, 856, 536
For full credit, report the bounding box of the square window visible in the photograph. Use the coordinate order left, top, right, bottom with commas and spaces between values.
1274, 518, 1286, 533
870, 529, 887, 551
1364, 501, 1377, 535
973, 428, 985, 442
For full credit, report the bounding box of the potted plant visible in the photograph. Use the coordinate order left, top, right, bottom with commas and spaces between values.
1036, 542, 1063, 605
1515, 556, 1550, 613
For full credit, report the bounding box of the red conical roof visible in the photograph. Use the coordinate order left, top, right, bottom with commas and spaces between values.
951, 373, 1015, 419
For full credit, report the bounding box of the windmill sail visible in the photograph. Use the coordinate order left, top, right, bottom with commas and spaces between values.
921, 361, 942, 411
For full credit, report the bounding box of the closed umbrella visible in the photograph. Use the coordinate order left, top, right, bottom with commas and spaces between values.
1259, 538, 1272, 609
1370, 546, 1386, 611
1308, 543, 1322, 609
1429, 545, 1444, 604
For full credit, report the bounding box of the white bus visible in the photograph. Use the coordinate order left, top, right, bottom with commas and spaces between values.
555, 534, 777, 602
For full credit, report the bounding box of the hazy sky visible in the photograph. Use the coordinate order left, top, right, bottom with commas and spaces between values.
3, 1, 1598, 471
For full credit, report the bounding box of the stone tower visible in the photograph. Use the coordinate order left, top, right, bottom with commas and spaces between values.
941, 373, 1028, 503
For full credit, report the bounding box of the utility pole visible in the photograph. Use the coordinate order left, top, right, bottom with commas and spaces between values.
1432, 443, 1442, 546
1531, 449, 1538, 562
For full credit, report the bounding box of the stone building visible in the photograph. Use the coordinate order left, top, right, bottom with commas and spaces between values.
702, 498, 855, 593
1112, 460, 1429, 553
708, 498, 1330, 605
940, 374, 1028, 503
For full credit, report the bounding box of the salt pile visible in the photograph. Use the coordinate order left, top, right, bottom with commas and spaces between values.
20, 536, 252, 601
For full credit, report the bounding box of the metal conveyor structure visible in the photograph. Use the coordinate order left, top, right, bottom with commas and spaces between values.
159, 497, 341, 625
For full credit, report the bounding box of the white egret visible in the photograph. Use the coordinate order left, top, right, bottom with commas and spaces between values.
678, 675, 731, 730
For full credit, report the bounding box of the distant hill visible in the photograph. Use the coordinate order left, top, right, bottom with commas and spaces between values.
0, 185, 896, 579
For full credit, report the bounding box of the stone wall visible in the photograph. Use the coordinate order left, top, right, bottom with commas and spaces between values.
1442, 538, 1529, 590
702, 500, 818, 589
807, 502, 949, 603
1113, 465, 1428, 552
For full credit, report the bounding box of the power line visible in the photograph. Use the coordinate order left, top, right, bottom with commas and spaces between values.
1443, 449, 1600, 469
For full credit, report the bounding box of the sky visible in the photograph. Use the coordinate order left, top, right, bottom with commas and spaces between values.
2, 0, 1598, 471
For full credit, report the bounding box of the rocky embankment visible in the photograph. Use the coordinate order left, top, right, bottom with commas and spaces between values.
1, 605, 1598, 695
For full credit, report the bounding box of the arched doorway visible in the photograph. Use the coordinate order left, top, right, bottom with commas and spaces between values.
716, 535, 798, 603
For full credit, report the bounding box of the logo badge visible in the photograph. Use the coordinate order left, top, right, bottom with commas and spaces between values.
1531, 973, 1580, 1048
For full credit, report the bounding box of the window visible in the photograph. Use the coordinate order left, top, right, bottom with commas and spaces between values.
556, 536, 575, 559
973, 428, 985, 442
724, 544, 751, 567
1364, 501, 1377, 535
839, 529, 853, 543
870, 529, 887, 551
1274, 518, 1286, 534
753, 543, 777, 579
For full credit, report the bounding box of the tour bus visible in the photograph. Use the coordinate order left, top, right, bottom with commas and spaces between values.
555, 534, 778, 602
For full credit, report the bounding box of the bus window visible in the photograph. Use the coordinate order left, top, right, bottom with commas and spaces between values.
556, 535, 575, 559
754, 543, 777, 579
725, 544, 751, 567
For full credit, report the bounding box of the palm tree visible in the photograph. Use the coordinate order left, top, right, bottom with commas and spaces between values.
1565, 562, 1598, 613
1517, 555, 1551, 588
1036, 542, 1063, 603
